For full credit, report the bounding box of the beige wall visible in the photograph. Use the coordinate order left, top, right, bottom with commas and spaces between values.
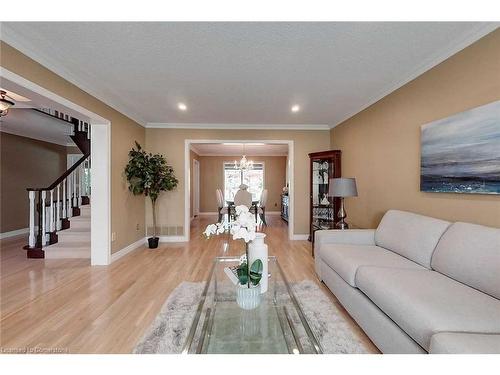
0, 133, 67, 232
197, 155, 286, 213
330, 30, 500, 229
1, 42, 146, 253
145, 129, 331, 235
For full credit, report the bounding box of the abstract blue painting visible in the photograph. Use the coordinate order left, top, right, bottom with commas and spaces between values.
421, 100, 500, 195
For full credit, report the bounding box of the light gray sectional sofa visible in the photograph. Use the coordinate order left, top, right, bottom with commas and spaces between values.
314, 210, 500, 354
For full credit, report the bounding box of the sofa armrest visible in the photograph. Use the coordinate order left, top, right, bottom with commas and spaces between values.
315, 229, 376, 249
314, 229, 376, 280
430, 332, 500, 354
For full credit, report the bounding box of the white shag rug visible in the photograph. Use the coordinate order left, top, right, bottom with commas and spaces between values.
133, 280, 374, 354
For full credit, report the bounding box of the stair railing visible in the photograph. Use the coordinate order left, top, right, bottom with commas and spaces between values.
24, 109, 91, 257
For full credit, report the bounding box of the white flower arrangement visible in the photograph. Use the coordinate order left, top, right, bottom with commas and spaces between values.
204, 205, 257, 243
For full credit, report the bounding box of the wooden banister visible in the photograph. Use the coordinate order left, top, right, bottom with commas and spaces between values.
27, 153, 89, 192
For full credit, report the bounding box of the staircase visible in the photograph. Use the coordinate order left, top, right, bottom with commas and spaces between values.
24, 109, 91, 259
44, 203, 91, 258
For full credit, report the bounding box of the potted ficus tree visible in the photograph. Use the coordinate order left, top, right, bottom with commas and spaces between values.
125, 141, 178, 249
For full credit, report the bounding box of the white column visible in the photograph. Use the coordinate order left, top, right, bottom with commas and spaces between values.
68, 173, 73, 218
28, 191, 36, 248
41, 191, 47, 245
49, 189, 55, 232
62, 178, 67, 218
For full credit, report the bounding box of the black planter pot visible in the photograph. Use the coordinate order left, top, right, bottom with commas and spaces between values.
148, 237, 159, 249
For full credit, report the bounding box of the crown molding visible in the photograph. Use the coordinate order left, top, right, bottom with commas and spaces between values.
329, 23, 499, 129
0, 23, 147, 127
191, 152, 288, 157
146, 122, 330, 130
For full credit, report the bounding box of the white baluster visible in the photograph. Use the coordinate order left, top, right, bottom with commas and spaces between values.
41, 191, 47, 245
85, 159, 90, 196
87, 124, 90, 139
78, 164, 82, 206
62, 178, 67, 219
56, 184, 61, 230
49, 189, 55, 232
68, 173, 73, 218
28, 191, 35, 248
73, 169, 77, 208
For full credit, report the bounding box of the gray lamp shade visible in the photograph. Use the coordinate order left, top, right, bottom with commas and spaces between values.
329, 178, 358, 197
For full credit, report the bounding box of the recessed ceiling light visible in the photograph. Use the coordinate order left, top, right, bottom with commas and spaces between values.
178, 103, 187, 111
291, 105, 300, 113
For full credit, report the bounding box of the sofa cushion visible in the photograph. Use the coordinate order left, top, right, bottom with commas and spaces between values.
431, 222, 500, 300
374, 210, 451, 268
429, 332, 500, 354
320, 244, 424, 287
355, 267, 500, 350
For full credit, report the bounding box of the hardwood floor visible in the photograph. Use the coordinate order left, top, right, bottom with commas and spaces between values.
0, 215, 377, 353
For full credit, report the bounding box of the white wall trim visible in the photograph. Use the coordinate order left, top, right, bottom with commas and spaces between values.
158, 235, 188, 242
148, 123, 330, 130
111, 235, 188, 262
265, 211, 281, 215
90, 123, 111, 265
1, 68, 112, 266
0, 227, 30, 239
291, 234, 309, 240
185, 139, 295, 240
328, 23, 499, 129
110, 237, 146, 263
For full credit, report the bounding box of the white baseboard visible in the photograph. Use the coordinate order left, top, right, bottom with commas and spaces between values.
111, 234, 188, 262
111, 237, 146, 262
291, 234, 309, 240
0, 227, 30, 239
158, 235, 188, 242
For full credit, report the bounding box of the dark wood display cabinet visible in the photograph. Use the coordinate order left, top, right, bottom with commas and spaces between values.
308, 150, 341, 256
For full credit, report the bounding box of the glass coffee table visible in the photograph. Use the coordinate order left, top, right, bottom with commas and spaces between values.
182, 256, 322, 354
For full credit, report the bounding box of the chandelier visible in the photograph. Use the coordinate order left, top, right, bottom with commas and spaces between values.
233, 143, 254, 170
234, 155, 254, 171
0, 90, 15, 117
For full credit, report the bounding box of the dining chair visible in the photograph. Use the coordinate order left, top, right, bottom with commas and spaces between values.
257, 189, 268, 225
234, 188, 252, 208
216, 188, 228, 223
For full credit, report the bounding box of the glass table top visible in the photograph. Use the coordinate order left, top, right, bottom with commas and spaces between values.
182, 256, 322, 354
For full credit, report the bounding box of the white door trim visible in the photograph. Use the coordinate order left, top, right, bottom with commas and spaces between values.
193, 159, 200, 217
0, 67, 112, 265
184, 139, 294, 241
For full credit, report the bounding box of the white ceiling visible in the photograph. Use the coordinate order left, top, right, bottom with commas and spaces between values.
191, 143, 288, 156
1, 22, 497, 128
0, 108, 74, 146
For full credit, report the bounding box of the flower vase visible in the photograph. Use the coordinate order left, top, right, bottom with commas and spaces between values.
248, 233, 268, 294
236, 283, 261, 310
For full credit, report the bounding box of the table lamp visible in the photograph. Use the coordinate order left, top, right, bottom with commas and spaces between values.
329, 178, 358, 229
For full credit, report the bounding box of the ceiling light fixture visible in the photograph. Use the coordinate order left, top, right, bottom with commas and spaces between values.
291, 104, 300, 113
234, 144, 254, 171
0, 90, 15, 117
178, 103, 187, 111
